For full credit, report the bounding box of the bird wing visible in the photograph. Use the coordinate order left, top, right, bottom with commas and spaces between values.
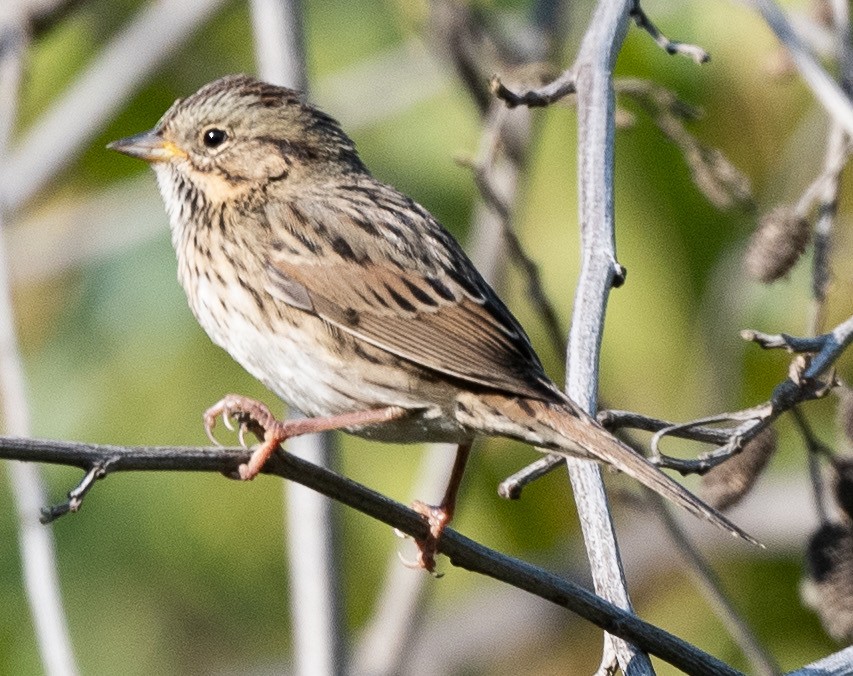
261, 188, 555, 400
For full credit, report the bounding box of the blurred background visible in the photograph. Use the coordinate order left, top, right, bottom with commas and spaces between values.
1, 0, 852, 673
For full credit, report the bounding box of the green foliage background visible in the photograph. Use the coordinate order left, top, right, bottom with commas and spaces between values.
3, 0, 852, 673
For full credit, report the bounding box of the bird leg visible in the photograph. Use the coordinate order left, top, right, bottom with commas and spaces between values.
410, 441, 472, 573
204, 394, 408, 480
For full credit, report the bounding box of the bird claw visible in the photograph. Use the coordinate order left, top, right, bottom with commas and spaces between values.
203, 394, 277, 448
396, 548, 443, 578
391, 501, 453, 575
204, 409, 224, 447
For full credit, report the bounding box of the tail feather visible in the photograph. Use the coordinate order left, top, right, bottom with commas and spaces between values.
456, 391, 760, 546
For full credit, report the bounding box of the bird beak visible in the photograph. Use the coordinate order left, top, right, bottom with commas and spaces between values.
107, 130, 187, 163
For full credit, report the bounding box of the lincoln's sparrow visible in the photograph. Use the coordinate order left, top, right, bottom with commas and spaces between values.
110, 75, 752, 569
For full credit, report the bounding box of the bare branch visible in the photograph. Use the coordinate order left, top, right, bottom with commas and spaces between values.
489, 71, 576, 108
741, 330, 828, 352
558, 1, 653, 671
599, 410, 733, 445
499, 454, 566, 500
746, 316, 853, 371
629, 1, 710, 64
0, 434, 742, 676
648, 316, 852, 475
39, 464, 105, 524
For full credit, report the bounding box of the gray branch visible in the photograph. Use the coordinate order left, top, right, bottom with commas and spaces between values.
0, 434, 743, 676
493, 1, 652, 671
562, 2, 648, 672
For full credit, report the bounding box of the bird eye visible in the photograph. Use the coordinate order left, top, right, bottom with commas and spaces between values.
202, 128, 228, 149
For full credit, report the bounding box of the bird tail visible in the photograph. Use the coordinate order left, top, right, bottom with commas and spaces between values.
455, 391, 759, 546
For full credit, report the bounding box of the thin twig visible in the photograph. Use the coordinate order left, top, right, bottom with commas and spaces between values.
616, 78, 753, 211
741, 330, 828, 352
490, 71, 577, 108
499, 408, 732, 500
499, 455, 566, 499
629, 1, 710, 64
39, 464, 106, 524
647, 318, 852, 475
0, 435, 741, 676
500, 314, 851, 490
745, 317, 853, 376
791, 407, 832, 524
461, 105, 565, 357
512, 315, 852, 482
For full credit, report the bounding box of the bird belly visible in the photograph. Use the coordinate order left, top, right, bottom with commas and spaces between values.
188, 274, 469, 445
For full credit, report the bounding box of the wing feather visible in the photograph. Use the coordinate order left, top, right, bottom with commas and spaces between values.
262, 191, 555, 400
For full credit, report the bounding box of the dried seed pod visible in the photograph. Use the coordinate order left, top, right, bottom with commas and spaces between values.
745, 206, 811, 283
801, 522, 853, 642
700, 428, 777, 510
832, 457, 853, 522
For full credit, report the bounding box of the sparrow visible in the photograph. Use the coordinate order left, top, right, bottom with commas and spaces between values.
109, 74, 754, 570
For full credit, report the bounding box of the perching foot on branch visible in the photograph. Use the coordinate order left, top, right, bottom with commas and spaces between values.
402, 441, 471, 574
204, 394, 287, 480
404, 501, 453, 576
204, 395, 411, 480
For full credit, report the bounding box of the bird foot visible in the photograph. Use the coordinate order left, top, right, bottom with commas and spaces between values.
203, 394, 287, 480
407, 500, 452, 574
